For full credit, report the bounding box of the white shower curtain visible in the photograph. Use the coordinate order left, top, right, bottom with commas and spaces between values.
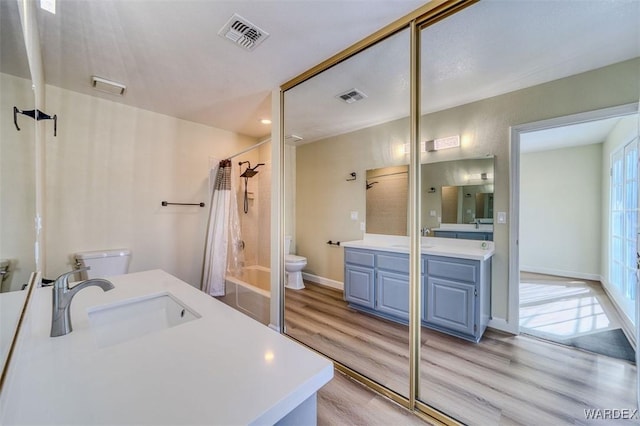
202, 159, 243, 296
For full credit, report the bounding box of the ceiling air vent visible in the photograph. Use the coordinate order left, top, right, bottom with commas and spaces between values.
336, 88, 367, 104
218, 14, 269, 51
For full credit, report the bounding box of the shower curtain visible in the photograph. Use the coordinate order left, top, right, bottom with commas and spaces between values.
202, 159, 243, 296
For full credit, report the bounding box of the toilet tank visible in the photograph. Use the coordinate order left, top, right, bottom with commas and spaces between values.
74, 249, 131, 279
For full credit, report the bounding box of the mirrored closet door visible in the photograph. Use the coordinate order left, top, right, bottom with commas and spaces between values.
283, 28, 412, 399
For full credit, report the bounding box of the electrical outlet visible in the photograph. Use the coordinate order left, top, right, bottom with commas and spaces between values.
360, 222, 365, 231
350, 211, 358, 220
429, 210, 436, 217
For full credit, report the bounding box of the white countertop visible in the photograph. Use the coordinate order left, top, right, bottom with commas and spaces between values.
342, 234, 495, 261
435, 223, 494, 233
0, 270, 333, 425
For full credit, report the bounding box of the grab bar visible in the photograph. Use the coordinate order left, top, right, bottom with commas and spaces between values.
161, 201, 205, 207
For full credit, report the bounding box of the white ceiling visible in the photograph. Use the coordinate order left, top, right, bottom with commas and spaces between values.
520, 117, 625, 154
0, 0, 427, 139
1, 0, 639, 144
285, 0, 640, 143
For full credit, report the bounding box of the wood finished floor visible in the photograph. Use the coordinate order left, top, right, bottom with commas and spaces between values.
318, 369, 432, 425
286, 282, 637, 426
519, 272, 624, 343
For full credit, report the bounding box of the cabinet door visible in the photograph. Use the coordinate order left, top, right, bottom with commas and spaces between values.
376, 270, 409, 320
344, 265, 375, 309
425, 277, 475, 336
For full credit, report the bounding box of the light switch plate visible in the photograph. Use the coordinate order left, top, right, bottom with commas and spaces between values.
429, 210, 436, 217
350, 211, 358, 220
497, 211, 507, 224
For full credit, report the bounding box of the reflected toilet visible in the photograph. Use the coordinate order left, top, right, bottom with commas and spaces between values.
284, 236, 306, 290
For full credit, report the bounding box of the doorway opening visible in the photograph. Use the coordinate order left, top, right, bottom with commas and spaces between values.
511, 104, 639, 363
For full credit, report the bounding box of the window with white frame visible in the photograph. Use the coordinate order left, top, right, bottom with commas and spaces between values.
610, 138, 638, 322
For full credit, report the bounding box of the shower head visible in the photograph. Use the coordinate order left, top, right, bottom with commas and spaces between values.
239, 162, 265, 178
240, 169, 258, 178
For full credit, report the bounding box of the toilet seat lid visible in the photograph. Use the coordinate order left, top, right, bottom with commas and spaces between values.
286, 254, 306, 263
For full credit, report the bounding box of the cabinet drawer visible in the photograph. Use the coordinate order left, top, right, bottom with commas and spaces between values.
377, 253, 424, 274
345, 249, 375, 267
426, 257, 477, 283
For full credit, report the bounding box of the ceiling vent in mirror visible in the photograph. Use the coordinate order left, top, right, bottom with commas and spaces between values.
91, 76, 126, 96
218, 14, 269, 51
285, 134, 303, 143
336, 88, 367, 104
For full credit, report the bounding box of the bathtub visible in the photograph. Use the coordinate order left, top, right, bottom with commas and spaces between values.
221, 265, 270, 325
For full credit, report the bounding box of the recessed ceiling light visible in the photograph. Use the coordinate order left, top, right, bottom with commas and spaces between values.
260, 119, 271, 125
40, 0, 55, 14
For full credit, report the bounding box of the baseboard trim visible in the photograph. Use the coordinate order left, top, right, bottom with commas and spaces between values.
488, 317, 518, 335
520, 266, 600, 281
600, 278, 637, 350
302, 272, 344, 291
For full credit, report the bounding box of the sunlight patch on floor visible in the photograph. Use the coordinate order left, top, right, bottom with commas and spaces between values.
519, 281, 619, 340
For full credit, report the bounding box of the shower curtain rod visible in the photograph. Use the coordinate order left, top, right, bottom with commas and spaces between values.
228, 137, 271, 159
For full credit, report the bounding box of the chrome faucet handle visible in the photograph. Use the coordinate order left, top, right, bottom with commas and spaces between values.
54, 267, 91, 289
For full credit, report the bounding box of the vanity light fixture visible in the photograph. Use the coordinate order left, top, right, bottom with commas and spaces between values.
425, 135, 461, 151
403, 141, 427, 155
91, 76, 126, 96
260, 119, 272, 125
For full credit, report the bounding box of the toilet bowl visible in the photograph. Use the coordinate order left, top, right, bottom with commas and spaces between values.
285, 236, 307, 290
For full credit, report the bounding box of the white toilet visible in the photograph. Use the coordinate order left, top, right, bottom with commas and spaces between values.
74, 249, 131, 280
285, 236, 307, 290
0, 259, 10, 291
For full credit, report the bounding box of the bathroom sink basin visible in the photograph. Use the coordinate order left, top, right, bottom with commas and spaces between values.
88, 292, 200, 348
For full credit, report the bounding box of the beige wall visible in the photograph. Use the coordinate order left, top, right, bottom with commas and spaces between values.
44, 84, 256, 287
294, 57, 639, 322
0, 73, 36, 291
520, 143, 602, 278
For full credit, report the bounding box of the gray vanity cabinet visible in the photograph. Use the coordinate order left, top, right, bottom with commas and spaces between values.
433, 230, 493, 241
424, 255, 491, 342
344, 247, 491, 342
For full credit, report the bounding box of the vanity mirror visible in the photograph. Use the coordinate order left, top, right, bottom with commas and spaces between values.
0, 0, 37, 388
365, 157, 494, 239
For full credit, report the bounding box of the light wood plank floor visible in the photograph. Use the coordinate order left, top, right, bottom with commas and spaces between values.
519, 272, 624, 342
318, 369, 432, 425
286, 282, 637, 425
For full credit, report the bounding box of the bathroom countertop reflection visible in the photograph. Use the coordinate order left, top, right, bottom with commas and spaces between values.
342, 233, 495, 261
0, 270, 333, 425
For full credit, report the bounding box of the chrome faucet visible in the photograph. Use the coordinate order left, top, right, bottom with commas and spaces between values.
50, 267, 114, 337
421, 227, 431, 236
